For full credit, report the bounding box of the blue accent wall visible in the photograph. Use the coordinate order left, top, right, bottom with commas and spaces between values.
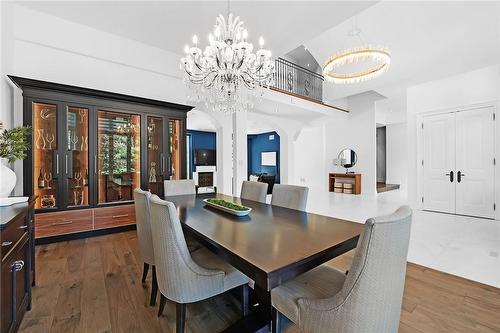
247, 131, 280, 183
187, 130, 216, 179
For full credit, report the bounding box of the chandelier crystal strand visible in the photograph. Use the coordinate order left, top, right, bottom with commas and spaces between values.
181, 13, 275, 114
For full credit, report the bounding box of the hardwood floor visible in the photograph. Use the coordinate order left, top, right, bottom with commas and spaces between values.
19, 231, 500, 333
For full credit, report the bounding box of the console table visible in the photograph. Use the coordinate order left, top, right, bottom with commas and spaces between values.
0, 196, 36, 333
329, 173, 362, 194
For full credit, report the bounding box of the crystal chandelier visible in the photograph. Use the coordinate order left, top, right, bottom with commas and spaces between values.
322, 17, 391, 84
180, 10, 275, 114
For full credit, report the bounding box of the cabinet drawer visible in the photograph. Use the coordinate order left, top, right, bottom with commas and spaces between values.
35, 209, 93, 238
1, 214, 28, 258
94, 205, 135, 230
1, 237, 29, 333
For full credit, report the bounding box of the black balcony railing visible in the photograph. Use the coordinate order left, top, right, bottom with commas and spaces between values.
273, 57, 324, 103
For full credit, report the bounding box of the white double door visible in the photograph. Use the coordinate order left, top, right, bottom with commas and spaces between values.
423, 106, 495, 219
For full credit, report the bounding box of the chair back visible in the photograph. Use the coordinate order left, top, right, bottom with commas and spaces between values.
133, 189, 154, 265
164, 179, 196, 196
299, 206, 413, 333
241, 181, 268, 203
149, 195, 223, 303
271, 184, 309, 211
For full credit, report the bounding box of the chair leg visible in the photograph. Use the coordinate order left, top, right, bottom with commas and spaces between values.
241, 284, 249, 317
141, 263, 150, 284
176, 303, 186, 333
158, 294, 167, 317
150, 266, 158, 306
271, 307, 281, 333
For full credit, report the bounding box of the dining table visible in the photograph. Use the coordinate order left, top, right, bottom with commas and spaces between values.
165, 192, 364, 333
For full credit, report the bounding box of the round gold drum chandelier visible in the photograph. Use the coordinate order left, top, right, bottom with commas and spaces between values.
322, 46, 391, 84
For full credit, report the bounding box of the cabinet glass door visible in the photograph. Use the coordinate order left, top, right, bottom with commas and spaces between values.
97, 110, 141, 204
66, 106, 90, 207
33, 102, 59, 210
146, 116, 165, 196
169, 119, 182, 180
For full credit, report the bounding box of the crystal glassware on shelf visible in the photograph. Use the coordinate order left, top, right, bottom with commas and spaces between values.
35, 129, 45, 150
46, 133, 55, 150
80, 135, 88, 151
41, 194, 56, 208
40, 108, 54, 120
79, 109, 86, 124
74, 171, 82, 188
70, 134, 79, 151
44, 172, 53, 189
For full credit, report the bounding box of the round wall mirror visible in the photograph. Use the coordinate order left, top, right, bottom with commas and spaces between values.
338, 149, 357, 172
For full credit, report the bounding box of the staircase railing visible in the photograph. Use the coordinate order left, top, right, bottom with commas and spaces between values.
273, 57, 324, 103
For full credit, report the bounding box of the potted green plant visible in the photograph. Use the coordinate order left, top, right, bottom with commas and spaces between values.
0, 121, 30, 198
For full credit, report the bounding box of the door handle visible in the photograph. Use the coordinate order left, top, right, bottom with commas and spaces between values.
445, 171, 454, 182
1, 241, 13, 247
11, 260, 24, 272
56, 153, 60, 175
65, 154, 68, 175
457, 171, 465, 183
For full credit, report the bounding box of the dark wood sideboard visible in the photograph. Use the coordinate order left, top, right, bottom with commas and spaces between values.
0, 197, 36, 333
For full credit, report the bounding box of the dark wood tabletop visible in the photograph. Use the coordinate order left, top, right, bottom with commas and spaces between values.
166, 193, 363, 291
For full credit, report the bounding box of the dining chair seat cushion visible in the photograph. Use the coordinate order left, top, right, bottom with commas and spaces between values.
271, 265, 346, 324
191, 247, 249, 292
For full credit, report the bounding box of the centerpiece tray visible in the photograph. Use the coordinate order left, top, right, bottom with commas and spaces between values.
203, 198, 252, 216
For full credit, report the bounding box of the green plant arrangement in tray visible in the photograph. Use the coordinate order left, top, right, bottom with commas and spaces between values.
204, 198, 252, 216
207, 198, 249, 211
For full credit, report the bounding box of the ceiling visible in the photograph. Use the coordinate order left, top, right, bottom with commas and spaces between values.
306, 1, 500, 102
18, 1, 374, 57
16, 1, 500, 124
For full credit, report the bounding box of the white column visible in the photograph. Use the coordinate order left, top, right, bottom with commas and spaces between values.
232, 111, 247, 196
213, 114, 233, 195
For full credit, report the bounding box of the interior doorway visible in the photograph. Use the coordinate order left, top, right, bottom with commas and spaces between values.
421, 106, 495, 219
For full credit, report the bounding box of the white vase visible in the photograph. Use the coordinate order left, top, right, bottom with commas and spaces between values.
0, 159, 17, 198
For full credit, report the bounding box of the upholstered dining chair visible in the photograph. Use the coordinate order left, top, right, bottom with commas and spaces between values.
149, 195, 250, 333
164, 179, 196, 196
271, 184, 309, 211
241, 180, 268, 203
163, 179, 203, 251
133, 189, 158, 306
270, 206, 412, 333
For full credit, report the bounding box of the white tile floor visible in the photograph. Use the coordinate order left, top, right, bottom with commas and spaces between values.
302, 187, 500, 288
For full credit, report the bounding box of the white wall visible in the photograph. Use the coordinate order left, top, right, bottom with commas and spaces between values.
407, 64, 500, 208
294, 124, 327, 190
294, 92, 380, 195
386, 123, 407, 190
4, 4, 186, 105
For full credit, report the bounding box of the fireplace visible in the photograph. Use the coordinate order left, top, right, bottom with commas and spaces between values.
193, 165, 217, 193
198, 172, 214, 187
